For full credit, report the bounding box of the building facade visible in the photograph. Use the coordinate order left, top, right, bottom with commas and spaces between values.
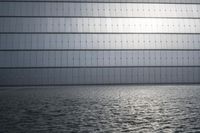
0, 0, 200, 86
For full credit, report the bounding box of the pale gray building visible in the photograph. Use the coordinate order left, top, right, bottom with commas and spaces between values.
0, 0, 200, 86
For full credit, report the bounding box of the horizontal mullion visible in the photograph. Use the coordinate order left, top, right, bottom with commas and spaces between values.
0, 1, 200, 5
1, 32, 200, 34
0, 49, 200, 51
0, 83, 200, 87
0, 66, 199, 69
0, 16, 200, 19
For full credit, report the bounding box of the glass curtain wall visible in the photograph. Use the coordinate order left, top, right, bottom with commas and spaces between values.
0, 0, 199, 86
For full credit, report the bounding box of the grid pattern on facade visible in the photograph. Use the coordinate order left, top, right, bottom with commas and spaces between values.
0, 1, 200, 86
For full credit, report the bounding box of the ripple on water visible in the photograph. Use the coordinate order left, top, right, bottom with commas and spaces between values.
0, 85, 200, 132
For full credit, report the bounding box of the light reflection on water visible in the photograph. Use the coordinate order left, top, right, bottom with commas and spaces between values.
0, 85, 200, 132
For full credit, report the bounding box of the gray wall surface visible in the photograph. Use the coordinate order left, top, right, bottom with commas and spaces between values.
0, 0, 200, 86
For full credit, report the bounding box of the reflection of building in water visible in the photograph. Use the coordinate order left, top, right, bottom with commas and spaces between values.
0, 0, 200, 86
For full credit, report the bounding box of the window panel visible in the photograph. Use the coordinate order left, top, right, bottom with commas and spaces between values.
1, 3, 200, 18
1, 34, 200, 50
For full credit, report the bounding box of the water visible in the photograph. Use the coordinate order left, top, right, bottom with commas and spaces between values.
0, 85, 200, 133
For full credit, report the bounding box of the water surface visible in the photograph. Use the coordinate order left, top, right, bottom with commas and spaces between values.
0, 85, 200, 132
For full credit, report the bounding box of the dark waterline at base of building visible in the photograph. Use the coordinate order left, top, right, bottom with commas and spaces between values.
0, 85, 200, 132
